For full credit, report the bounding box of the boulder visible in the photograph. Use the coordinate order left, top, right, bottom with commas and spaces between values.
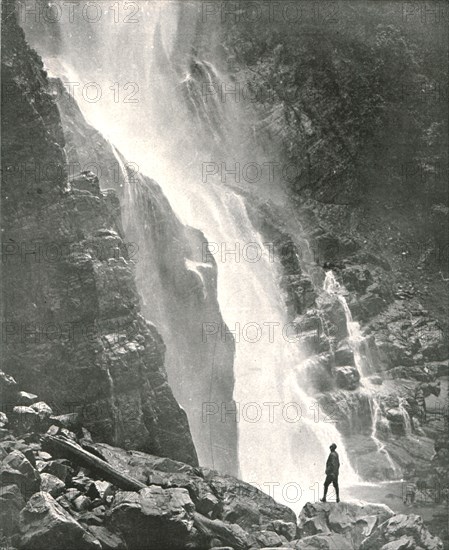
0, 450, 40, 498
386, 409, 408, 436
334, 366, 360, 390
335, 344, 355, 366
16, 392, 39, 406
220, 494, 263, 531
0, 412, 8, 428
30, 402, 53, 421
205, 471, 296, 529
196, 492, 220, 516
360, 514, 444, 550
65, 488, 82, 501
19, 492, 101, 549
266, 520, 297, 541
108, 486, 195, 549
11, 406, 40, 432
298, 502, 394, 548
40, 473, 66, 498
0, 484, 26, 535
41, 459, 73, 482
73, 495, 93, 511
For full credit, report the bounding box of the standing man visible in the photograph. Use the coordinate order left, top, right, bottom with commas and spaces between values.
320, 443, 340, 503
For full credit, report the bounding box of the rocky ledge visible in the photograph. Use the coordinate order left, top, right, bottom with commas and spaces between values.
0, 374, 444, 550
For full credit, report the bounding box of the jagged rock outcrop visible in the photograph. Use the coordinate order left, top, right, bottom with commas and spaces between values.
42, 74, 238, 477
1, 5, 197, 466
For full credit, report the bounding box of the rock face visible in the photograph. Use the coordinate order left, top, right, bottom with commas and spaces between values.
43, 70, 238, 477
1, 6, 197, 466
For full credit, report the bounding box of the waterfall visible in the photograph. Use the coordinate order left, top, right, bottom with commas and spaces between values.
323, 271, 370, 376
369, 396, 399, 475
23, 2, 359, 511
323, 271, 399, 474
399, 398, 413, 437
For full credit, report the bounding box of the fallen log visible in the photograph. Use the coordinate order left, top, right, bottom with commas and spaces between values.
42, 434, 147, 492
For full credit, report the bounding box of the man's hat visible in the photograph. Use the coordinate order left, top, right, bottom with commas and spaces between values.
330, 443, 337, 450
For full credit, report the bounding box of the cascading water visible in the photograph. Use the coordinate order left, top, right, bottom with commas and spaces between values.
23, 1, 359, 510
323, 271, 399, 474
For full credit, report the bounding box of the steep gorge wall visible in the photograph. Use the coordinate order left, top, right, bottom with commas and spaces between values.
44, 77, 238, 476
199, 2, 449, 480
1, 6, 198, 467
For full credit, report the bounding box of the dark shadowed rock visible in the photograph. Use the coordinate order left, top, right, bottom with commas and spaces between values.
0, 450, 40, 498
386, 408, 409, 436
41, 459, 73, 482
334, 366, 360, 390
108, 486, 194, 549
19, 492, 101, 550
11, 406, 40, 433
40, 472, 65, 497
0, 484, 25, 536
73, 495, 93, 511
266, 520, 297, 541
335, 343, 355, 366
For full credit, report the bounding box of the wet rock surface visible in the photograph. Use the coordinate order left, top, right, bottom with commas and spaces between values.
48, 73, 238, 477
1, 6, 197, 468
